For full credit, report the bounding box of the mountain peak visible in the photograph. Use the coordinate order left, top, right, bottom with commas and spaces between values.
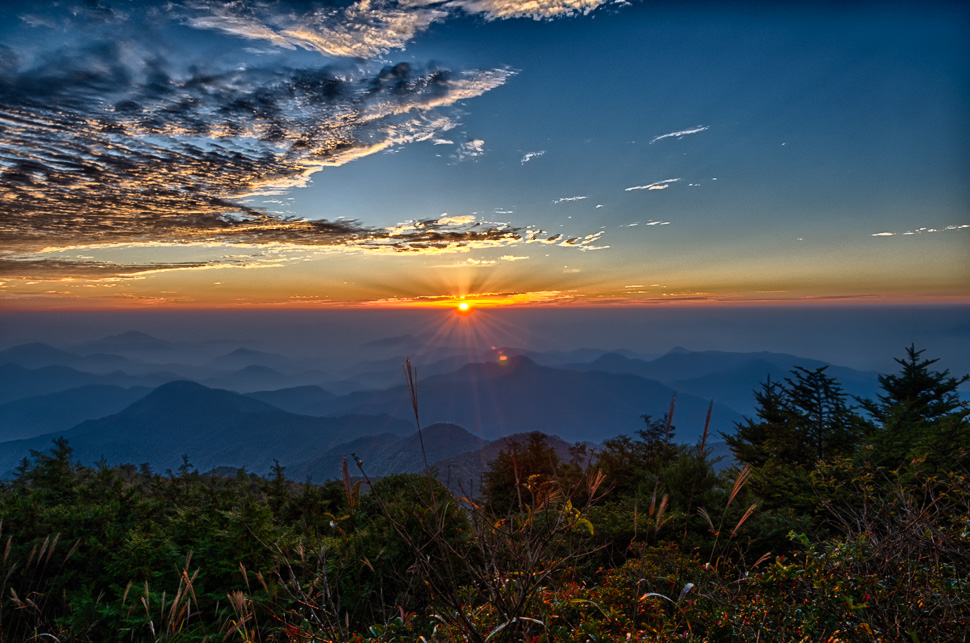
125, 380, 277, 416
99, 331, 164, 343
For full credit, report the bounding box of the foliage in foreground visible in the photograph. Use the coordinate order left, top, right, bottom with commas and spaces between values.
1, 345, 968, 642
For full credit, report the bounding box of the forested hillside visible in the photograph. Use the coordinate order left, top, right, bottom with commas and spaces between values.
1, 347, 967, 642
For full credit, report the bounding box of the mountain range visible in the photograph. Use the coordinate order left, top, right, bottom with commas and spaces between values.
0, 331, 895, 482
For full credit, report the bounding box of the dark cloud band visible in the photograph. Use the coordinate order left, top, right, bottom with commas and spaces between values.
0, 44, 514, 263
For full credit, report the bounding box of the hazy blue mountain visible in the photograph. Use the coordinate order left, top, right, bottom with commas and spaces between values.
0, 343, 79, 367
203, 365, 299, 392
305, 356, 740, 443
315, 378, 374, 395
566, 349, 881, 417
0, 363, 178, 405
577, 348, 874, 384
361, 333, 425, 351
292, 422, 488, 481
0, 381, 413, 477
505, 347, 657, 367
206, 347, 307, 372
0, 342, 148, 373
246, 386, 338, 414
0, 385, 151, 442
74, 331, 176, 354
0, 341, 217, 380
665, 359, 792, 418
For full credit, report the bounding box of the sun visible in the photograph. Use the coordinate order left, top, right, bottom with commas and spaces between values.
456, 301, 472, 314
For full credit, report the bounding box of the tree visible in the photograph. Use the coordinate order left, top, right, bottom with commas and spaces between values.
725, 368, 860, 468
723, 368, 861, 520
723, 378, 790, 468
784, 366, 859, 462
859, 345, 969, 467
483, 432, 564, 515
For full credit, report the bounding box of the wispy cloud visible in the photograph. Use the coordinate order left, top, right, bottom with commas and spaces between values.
872, 224, 969, 237
449, 0, 610, 21
0, 40, 516, 261
625, 179, 680, 191
553, 195, 588, 204
431, 257, 497, 268
454, 139, 486, 162
520, 150, 545, 164
182, 1, 612, 59
2, 1, 615, 281
365, 289, 575, 308
650, 125, 709, 144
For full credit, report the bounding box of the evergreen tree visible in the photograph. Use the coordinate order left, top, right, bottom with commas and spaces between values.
723, 378, 790, 467
859, 345, 969, 467
483, 432, 564, 515
784, 366, 859, 462
725, 368, 859, 468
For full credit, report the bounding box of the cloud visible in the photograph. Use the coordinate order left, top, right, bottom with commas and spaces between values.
365, 289, 575, 307
438, 215, 478, 225
625, 179, 681, 191
449, 0, 610, 20
431, 257, 497, 268
0, 43, 519, 260
183, 1, 448, 59
181, 1, 613, 60
523, 230, 608, 251
1, 2, 613, 281
432, 138, 455, 145
650, 125, 709, 144
0, 256, 267, 280
500, 255, 529, 261
553, 196, 588, 204
873, 224, 969, 237
454, 139, 486, 162
520, 150, 545, 164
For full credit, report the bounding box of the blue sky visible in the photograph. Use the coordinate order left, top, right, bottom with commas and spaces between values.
0, 0, 967, 309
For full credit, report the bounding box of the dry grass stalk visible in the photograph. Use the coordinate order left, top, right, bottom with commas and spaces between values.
731, 503, 757, 537
697, 507, 714, 533
655, 494, 669, 531
728, 464, 752, 509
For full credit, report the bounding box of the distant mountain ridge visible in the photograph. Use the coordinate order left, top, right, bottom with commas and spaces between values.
290, 423, 489, 482
0, 381, 412, 477
306, 355, 742, 443
0, 385, 151, 442
0, 363, 178, 405
0, 333, 898, 483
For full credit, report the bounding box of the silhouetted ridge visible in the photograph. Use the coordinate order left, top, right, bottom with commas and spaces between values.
125, 380, 277, 416
455, 354, 538, 376
0, 343, 76, 365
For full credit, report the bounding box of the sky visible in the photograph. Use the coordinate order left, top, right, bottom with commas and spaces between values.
0, 0, 968, 312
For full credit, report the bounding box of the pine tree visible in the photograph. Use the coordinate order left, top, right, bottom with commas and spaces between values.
859, 345, 969, 466
723, 377, 790, 467
783, 366, 859, 462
